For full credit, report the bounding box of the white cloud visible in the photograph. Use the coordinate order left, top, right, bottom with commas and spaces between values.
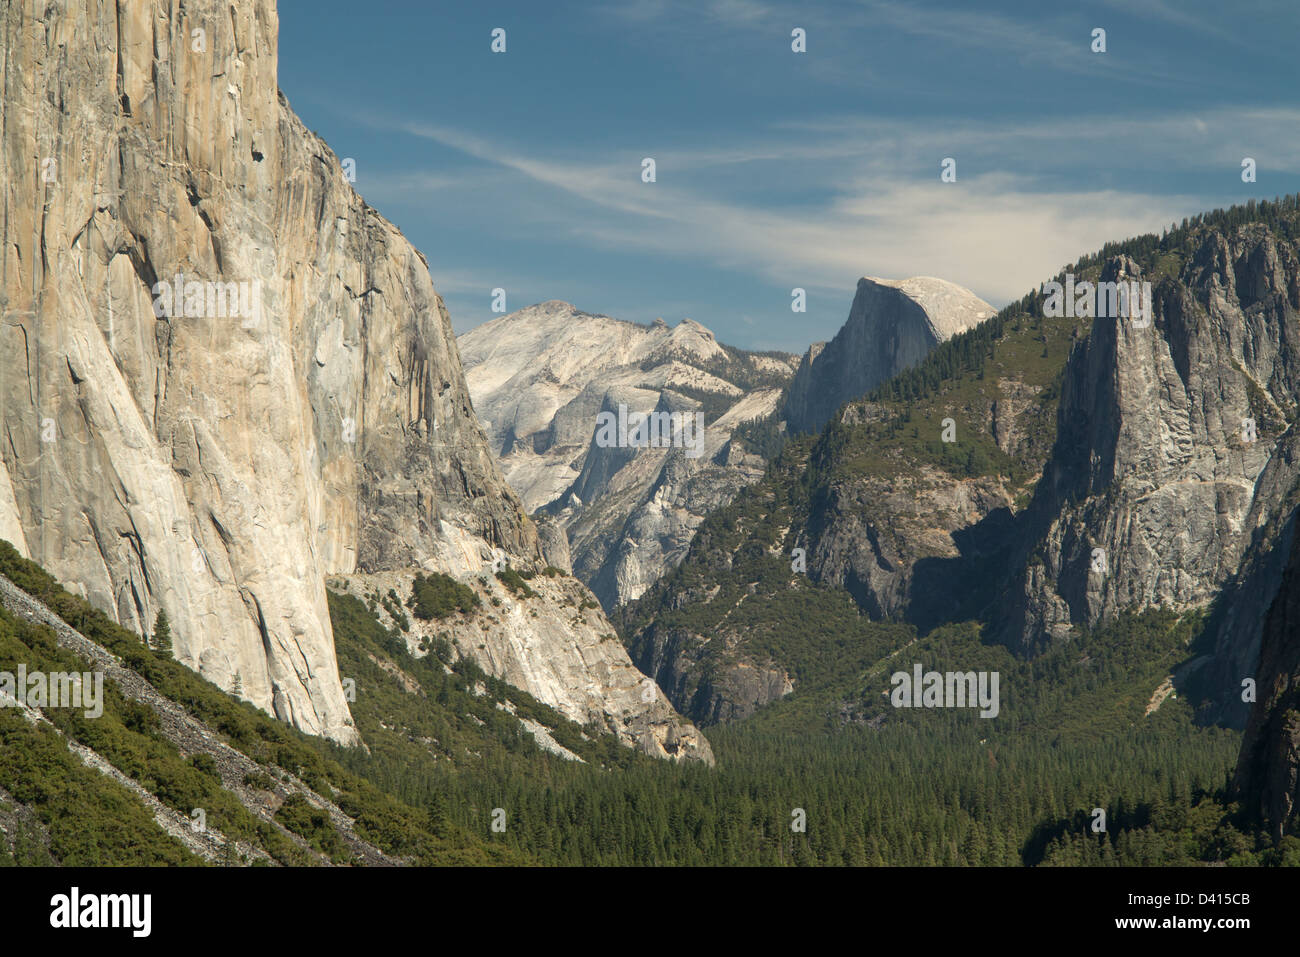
565, 177, 1197, 304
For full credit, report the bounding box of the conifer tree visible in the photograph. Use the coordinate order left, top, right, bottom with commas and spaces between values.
153, 609, 172, 658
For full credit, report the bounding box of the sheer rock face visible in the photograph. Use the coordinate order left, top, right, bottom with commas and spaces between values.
784, 277, 995, 434
997, 239, 1300, 726
0, 0, 711, 759
1234, 507, 1300, 843
459, 302, 797, 609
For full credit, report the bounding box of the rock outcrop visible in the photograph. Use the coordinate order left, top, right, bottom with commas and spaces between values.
784, 276, 995, 434
459, 301, 796, 608
632, 624, 795, 726
332, 566, 712, 763
805, 456, 1017, 625
0, 0, 710, 759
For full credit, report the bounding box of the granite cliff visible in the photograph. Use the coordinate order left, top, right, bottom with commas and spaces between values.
995, 235, 1300, 732
0, 0, 709, 760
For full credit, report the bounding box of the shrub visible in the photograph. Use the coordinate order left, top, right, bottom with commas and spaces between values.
495, 568, 536, 599
274, 794, 349, 862
409, 573, 480, 620
243, 771, 275, 791
189, 753, 220, 778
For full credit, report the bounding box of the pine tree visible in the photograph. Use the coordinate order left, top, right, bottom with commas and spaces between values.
153, 609, 172, 658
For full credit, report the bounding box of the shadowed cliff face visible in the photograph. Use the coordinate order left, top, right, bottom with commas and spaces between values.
1234, 507, 1300, 843
0, 0, 712, 761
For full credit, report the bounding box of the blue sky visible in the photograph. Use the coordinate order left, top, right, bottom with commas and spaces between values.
277, 0, 1300, 354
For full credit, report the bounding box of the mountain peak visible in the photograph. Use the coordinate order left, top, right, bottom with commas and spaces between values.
860, 275, 996, 340
784, 275, 995, 433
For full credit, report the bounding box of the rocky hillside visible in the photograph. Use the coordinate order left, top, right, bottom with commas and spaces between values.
623, 199, 1300, 745
459, 301, 796, 609
0, 543, 519, 864
0, 0, 707, 760
0, 539, 706, 864
784, 276, 995, 434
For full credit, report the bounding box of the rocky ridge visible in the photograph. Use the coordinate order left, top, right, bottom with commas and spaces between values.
459, 301, 796, 609
994, 234, 1300, 731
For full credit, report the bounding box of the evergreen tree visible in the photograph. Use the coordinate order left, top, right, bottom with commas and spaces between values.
152, 609, 172, 658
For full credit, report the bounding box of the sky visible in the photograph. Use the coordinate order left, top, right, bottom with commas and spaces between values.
276, 0, 1300, 354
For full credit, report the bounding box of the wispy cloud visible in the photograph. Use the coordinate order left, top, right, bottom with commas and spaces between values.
351, 104, 1297, 307
396, 122, 674, 221
599, 0, 1193, 87
564, 178, 1196, 304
